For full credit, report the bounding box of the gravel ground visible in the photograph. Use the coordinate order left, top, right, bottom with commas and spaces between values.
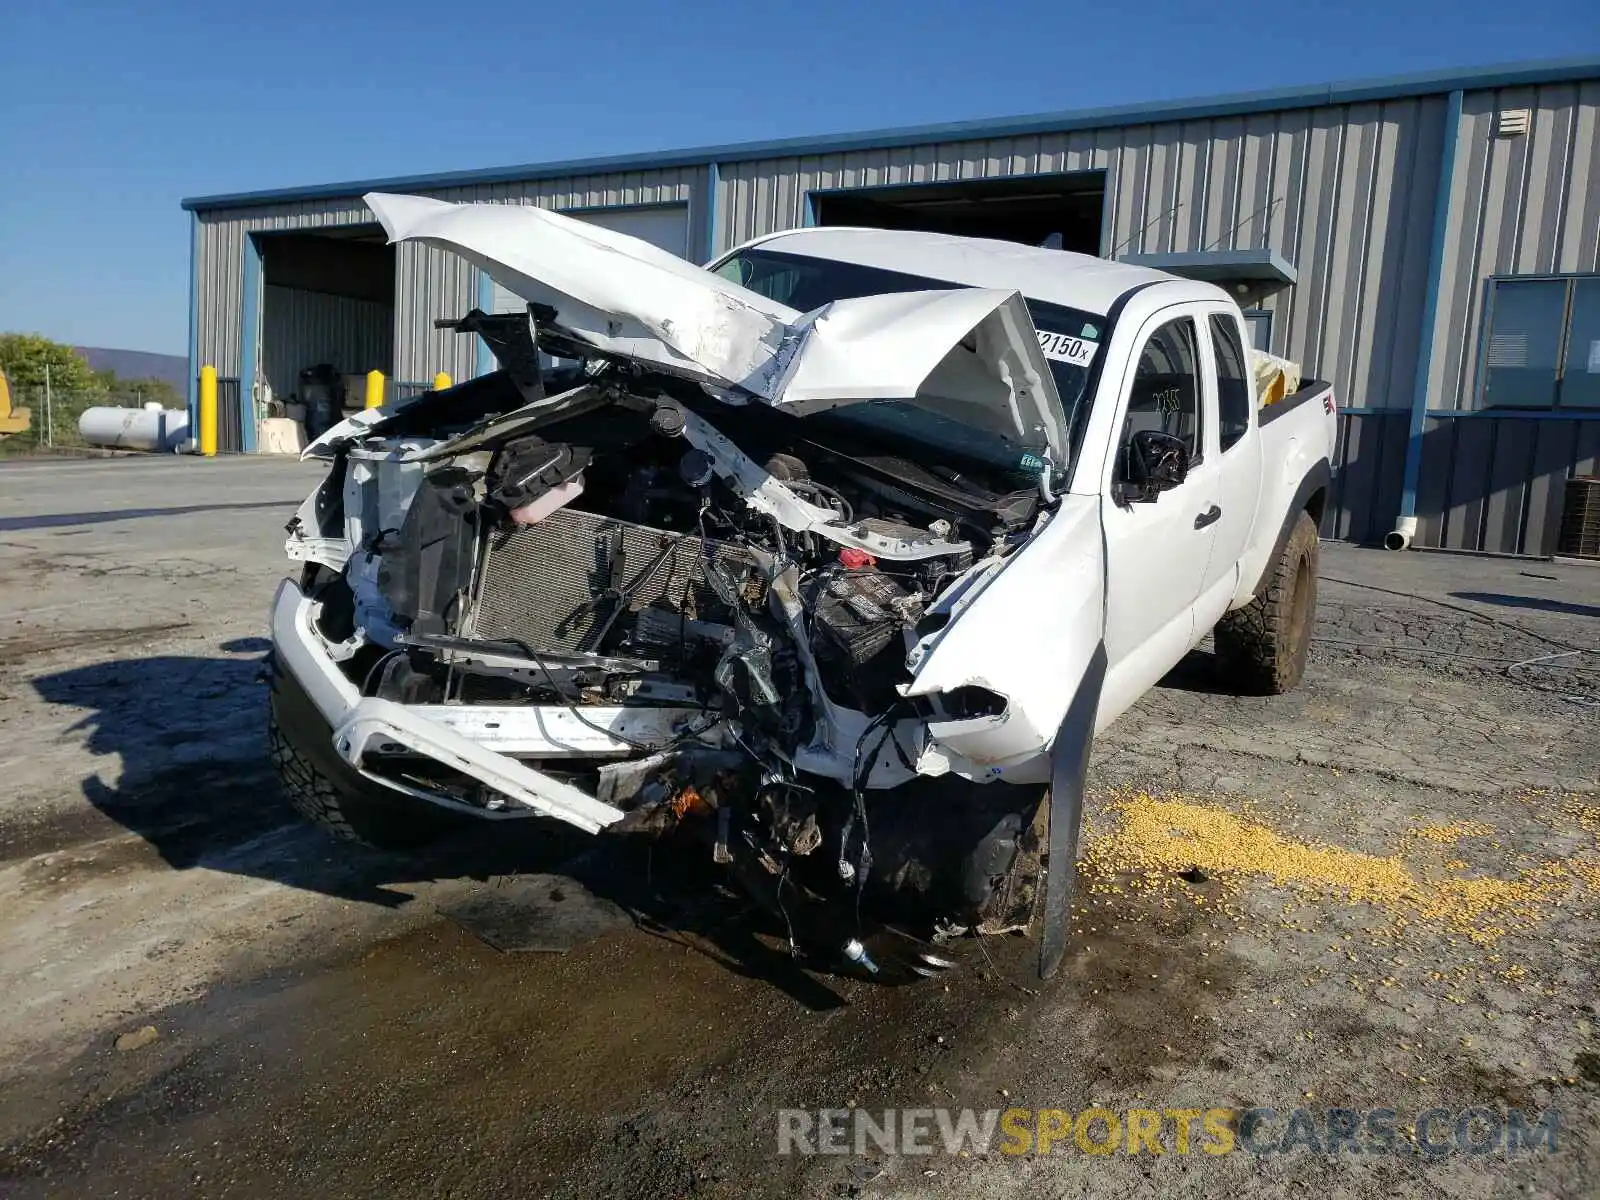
0, 455, 1596, 1199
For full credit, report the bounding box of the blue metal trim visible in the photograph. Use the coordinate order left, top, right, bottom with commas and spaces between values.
801, 191, 817, 228
1119, 248, 1298, 285
238, 234, 261, 453
475, 271, 493, 377
1398, 89, 1464, 520
1424, 407, 1600, 420
181, 56, 1600, 213
186, 212, 199, 438
1337, 407, 1410, 415
1098, 182, 1115, 257
1484, 269, 1600, 283
704, 161, 721, 263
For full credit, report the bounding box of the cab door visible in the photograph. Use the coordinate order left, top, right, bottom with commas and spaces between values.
1099, 308, 1222, 723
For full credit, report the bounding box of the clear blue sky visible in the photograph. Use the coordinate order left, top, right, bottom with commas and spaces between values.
1, 0, 1595, 356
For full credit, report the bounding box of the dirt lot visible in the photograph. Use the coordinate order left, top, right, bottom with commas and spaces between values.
0, 454, 1596, 1199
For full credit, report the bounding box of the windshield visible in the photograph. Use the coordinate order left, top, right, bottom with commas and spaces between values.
715, 246, 1106, 477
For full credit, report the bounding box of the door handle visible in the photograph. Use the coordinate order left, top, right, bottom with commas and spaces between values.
1194, 505, 1222, 530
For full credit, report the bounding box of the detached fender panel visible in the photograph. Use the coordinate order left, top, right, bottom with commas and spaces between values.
1038, 642, 1106, 979
905, 495, 1104, 781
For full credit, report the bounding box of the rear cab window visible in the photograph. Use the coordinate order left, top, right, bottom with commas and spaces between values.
1209, 314, 1252, 451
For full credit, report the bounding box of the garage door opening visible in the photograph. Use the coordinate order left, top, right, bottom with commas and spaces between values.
258, 226, 395, 437
810, 171, 1107, 254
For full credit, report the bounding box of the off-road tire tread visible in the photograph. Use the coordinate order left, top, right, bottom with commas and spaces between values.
267, 659, 459, 850
269, 712, 366, 842
1215, 511, 1319, 696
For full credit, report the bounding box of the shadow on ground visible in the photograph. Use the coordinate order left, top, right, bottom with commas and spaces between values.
27, 642, 859, 1009
1450, 590, 1600, 620
1155, 646, 1236, 695
0, 500, 293, 534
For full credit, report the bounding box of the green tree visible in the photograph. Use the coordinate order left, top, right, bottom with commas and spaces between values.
0, 334, 107, 397
94, 369, 181, 407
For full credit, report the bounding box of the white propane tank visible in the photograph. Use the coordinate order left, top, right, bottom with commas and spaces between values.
78, 406, 191, 452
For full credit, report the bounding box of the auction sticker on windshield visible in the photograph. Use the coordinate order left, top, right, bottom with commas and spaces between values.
1037, 330, 1097, 367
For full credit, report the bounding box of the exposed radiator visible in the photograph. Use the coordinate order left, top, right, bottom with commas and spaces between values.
466, 508, 756, 656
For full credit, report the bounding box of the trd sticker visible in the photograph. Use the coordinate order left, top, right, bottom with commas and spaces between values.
1036, 330, 1098, 367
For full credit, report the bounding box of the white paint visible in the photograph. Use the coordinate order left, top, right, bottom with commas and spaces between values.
364, 193, 1068, 460
733, 225, 1174, 318
488, 204, 690, 314
333, 699, 626, 833
273, 225, 1341, 824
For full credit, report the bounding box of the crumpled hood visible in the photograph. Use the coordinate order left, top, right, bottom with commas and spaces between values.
364, 192, 1068, 462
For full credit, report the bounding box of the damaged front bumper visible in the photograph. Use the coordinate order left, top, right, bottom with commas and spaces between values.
274, 578, 676, 833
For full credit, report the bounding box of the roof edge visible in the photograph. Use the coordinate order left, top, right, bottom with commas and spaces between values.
182, 54, 1600, 213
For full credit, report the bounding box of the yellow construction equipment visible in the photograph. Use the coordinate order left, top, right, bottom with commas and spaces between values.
0, 369, 32, 438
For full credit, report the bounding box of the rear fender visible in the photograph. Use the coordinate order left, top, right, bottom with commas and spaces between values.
1232, 460, 1329, 607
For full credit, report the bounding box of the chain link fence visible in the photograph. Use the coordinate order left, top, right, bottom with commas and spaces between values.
0, 386, 186, 456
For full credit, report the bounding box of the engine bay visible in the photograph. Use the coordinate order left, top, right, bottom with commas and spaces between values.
359, 375, 1042, 748
285, 350, 1055, 952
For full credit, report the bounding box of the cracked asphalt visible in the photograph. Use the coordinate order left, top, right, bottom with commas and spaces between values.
0, 455, 1596, 1199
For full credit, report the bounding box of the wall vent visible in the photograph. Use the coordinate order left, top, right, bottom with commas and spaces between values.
1559, 476, 1600, 558
1497, 108, 1532, 137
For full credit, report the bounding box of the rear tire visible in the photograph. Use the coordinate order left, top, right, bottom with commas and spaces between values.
1214, 510, 1319, 695
268, 658, 464, 850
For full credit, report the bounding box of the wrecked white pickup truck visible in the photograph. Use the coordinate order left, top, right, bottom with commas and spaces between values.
270, 193, 1336, 977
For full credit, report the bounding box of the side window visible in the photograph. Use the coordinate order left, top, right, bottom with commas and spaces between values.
1126, 317, 1201, 460
1211, 315, 1252, 451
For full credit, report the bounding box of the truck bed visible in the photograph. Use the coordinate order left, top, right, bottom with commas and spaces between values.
1260, 378, 1334, 426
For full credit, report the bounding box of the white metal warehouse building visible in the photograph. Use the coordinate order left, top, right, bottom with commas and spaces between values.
183, 56, 1600, 557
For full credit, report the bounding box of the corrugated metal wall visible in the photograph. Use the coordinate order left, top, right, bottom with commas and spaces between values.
261, 285, 394, 400
717, 97, 1447, 412
196, 198, 374, 378
393, 242, 476, 383
1325, 411, 1412, 544
1416, 415, 1600, 554
396, 171, 702, 381
1429, 80, 1600, 410
192, 82, 1600, 555
195, 168, 703, 386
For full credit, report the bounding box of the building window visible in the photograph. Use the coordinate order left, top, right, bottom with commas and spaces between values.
1480, 276, 1600, 409
1242, 310, 1272, 352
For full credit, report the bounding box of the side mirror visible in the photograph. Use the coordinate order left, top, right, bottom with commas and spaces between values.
1124, 430, 1190, 502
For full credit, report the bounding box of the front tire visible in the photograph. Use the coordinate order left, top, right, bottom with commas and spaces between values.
1214, 510, 1319, 695
268, 658, 464, 850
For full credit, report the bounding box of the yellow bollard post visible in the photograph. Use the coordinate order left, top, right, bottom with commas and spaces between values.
432, 371, 452, 391
364, 370, 385, 410
199, 365, 218, 456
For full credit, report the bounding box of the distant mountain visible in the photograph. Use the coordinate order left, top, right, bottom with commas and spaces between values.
74, 347, 189, 390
